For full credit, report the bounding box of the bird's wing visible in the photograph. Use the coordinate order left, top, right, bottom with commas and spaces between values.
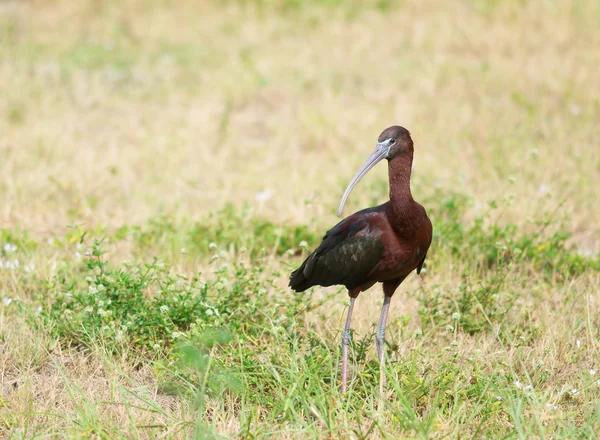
289, 208, 385, 291
416, 252, 427, 274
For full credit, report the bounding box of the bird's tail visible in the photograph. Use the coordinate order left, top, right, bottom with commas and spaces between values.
289, 260, 314, 292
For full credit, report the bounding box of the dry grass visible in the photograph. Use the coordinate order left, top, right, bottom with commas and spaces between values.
1, 0, 600, 438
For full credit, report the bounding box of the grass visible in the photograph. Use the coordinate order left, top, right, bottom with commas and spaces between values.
1, 0, 600, 438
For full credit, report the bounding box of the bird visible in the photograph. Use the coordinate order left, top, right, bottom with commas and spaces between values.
289, 126, 432, 394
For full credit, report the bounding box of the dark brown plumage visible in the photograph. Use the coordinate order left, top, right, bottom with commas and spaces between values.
289, 126, 432, 394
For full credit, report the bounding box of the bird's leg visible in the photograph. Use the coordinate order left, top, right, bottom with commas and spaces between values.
376, 295, 391, 395
341, 296, 356, 393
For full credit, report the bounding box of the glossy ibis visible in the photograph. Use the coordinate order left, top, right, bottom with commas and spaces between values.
289, 126, 432, 394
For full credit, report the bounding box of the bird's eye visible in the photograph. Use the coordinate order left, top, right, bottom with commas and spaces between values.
389, 138, 396, 144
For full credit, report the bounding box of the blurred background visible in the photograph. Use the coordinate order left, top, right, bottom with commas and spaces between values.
1, 1, 600, 438
1, 0, 598, 251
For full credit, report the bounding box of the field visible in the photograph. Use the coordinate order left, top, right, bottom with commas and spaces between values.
1, 0, 600, 438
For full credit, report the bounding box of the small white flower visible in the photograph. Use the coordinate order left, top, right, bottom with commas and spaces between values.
206, 309, 213, 316
37, 306, 42, 314
452, 312, 461, 321
445, 325, 454, 332
208, 242, 217, 250
160, 305, 169, 314
524, 385, 533, 392
4, 260, 17, 269
3, 297, 13, 306
255, 189, 273, 202
514, 381, 522, 389
591, 369, 597, 376
569, 104, 581, 116
180, 248, 186, 254
576, 339, 581, 349
171, 331, 183, 339
496, 396, 503, 401
299, 240, 308, 249
24, 263, 35, 273
570, 388, 579, 397
75, 252, 82, 259
98, 309, 107, 316
3, 243, 17, 253
84, 306, 93, 313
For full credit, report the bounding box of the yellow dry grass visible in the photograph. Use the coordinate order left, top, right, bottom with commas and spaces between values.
1, 0, 599, 438
2, 1, 599, 240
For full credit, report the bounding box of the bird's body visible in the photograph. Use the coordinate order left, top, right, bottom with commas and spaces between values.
289, 126, 432, 394
290, 200, 431, 295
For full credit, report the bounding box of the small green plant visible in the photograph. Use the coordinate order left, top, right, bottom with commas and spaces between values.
41, 239, 314, 357
417, 276, 518, 334
0, 228, 38, 253
427, 191, 599, 278
115, 205, 320, 259
416, 191, 599, 335
43, 243, 217, 355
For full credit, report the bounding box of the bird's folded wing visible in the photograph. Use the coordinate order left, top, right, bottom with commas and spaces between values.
290, 210, 385, 290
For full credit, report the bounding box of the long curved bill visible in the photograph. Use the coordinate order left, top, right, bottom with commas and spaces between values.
337, 142, 390, 217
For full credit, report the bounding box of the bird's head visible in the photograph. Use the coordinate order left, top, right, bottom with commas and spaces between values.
337, 126, 413, 217
377, 125, 413, 159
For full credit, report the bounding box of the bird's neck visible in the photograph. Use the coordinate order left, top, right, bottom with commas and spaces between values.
387, 152, 414, 218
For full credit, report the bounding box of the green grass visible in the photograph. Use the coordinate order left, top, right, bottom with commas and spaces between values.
1, 191, 597, 438
1, 0, 600, 438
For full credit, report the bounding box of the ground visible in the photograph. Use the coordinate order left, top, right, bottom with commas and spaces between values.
1, 0, 599, 438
